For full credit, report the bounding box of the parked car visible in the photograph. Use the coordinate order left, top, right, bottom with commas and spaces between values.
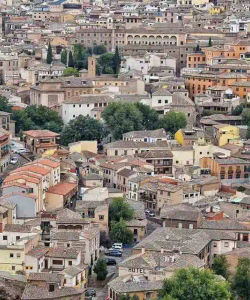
13, 148, 27, 154
113, 243, 123, 249
105, 250, 122, 257
85, 289, 96, 297
145, 209, 150, 214
106, 258, 117, 265
110, 244, 123, 252
10, 157, 18, 164
148, 211, 155, 217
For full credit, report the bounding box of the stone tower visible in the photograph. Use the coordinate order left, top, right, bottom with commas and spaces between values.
88, 56, 96, 78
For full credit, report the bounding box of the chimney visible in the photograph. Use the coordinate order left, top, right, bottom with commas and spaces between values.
161, 247, 164, 254
88, 56, 96, 79
141, 247, 145, 254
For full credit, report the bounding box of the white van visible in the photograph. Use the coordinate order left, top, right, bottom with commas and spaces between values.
112, 243, 123, 251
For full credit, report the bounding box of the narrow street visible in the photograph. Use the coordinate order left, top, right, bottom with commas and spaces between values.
89, 248, 133, 299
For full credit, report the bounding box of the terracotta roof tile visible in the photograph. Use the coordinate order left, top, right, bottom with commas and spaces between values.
46, 182, 77, 195
38, 158, 60, 168
23, 130, 59, 138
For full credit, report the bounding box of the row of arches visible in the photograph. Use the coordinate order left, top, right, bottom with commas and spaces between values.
127, 34, 178, 46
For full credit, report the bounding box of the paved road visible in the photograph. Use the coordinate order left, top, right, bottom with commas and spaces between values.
89, 248, 133, 300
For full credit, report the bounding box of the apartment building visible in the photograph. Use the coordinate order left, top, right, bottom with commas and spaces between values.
0, 224, 40, 274
61, 95, 113, 123
2, 157, 61, 218
0, 128, 10, 172
200, 156, 250, 184
23, 130, 60, 155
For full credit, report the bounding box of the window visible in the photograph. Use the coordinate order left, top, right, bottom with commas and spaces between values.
224, 242, 229, 247
49, 285, 55, 292
115, 150, 118, 156
12, 266, 15, 271
52, 260, 63, 265
189, 224, 193, 229
10, 253, 14, 258
99, 215, 104, 220
213, 242, 217, 248
16, 236, 20, 241
17, 253, 21, 258
158, 99, 162, 104
3, 236, 7, 240
178, 223, 182, 229
68, 261, 72, 266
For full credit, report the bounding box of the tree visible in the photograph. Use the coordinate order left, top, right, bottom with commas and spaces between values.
46, 42, 53, 64
68, 51, 74, 68
159, 268, 231, 300
195, 44, 201, 52
242, 108, 250, 126
0, 96, 12, 112
24, 105, 63, 132
110, 218, 134, 244
159, 111, 187, 135
11, 105, 63, 135
237, 186, 246, 192
93, 258, 108, 281
73, 44, 86, 70
93, 44, 107, 55
109, 197, 134, 223
161, 296, 177, 300
102, 102, 144, 140
118, 295, 139, 300
208, 37, 212, 47
63, 67, 79, 77
11, 110, 37, 134
135, 102, 160, 130
113, 46, 121, 75
98, 52, 115, 74
61, 49, 67, 65
211, 255, 230, 279
232, 257, 250, 299
60, 115, 104, 145
232, 104, 245, 116
247, 126, 250, 139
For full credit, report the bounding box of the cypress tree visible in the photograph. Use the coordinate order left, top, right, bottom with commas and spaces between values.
61, 49, 67, 65
68, 51, 74, 68
46, 42, 53, 64
208, 37, 212, 47
195, 44, 201, 52
113, 46, 121, 75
